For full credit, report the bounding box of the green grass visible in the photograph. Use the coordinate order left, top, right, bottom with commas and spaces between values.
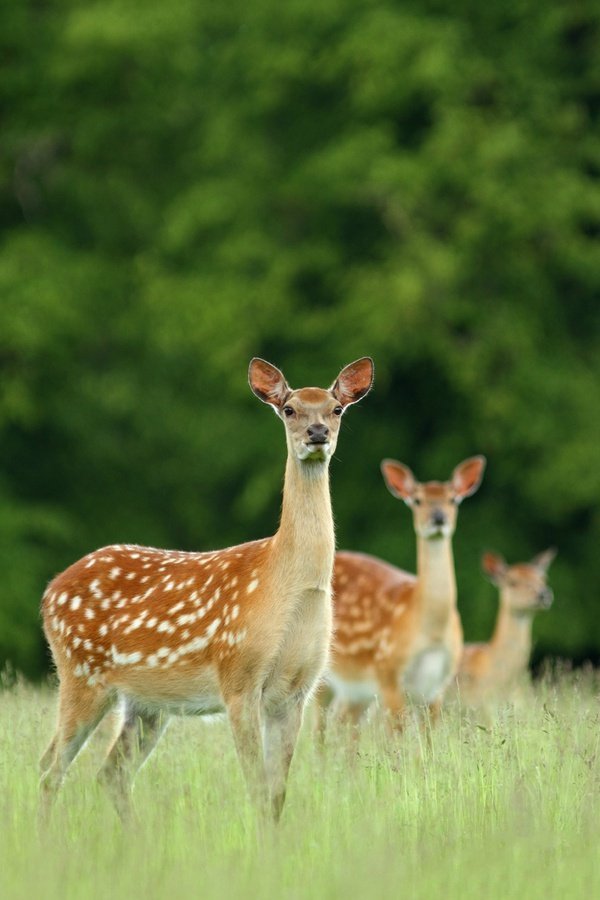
1, 671, 599, 900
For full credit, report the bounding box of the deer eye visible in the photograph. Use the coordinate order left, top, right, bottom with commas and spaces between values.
333, 406, 343, 416
283, 406, 295, 417
413, 498, 422, 506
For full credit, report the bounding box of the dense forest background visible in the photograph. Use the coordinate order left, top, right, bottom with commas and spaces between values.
1, 0, 599, 678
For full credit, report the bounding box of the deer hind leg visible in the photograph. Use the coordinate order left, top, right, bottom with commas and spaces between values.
97, 703, 169, 822
263, 698, 305, 822
39, 676, 115, 818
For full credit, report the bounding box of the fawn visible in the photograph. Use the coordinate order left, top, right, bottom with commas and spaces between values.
40, 356, 373, 821
456, 548, 555, 710
320, 456, 486, 732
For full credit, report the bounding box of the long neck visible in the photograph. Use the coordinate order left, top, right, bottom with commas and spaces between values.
415, 536, 457, 634
488, 597, 534, 677
271, 456, 335, 590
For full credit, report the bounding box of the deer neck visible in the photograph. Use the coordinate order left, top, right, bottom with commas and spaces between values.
415, 536, 457, 637
270, 456, 335, 592
488, 599, 533, 678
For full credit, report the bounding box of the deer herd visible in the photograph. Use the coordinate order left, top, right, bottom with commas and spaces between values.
39, 357, 555, 822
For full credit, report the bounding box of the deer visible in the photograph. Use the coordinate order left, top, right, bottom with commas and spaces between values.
39, 356, 374, 822
318, 456, 486, 734
455, 548, 555, 711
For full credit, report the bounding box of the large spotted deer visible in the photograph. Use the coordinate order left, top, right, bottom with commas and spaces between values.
455, 548, 555, 710
40, 356, 373, 821
319, 456, 485, 733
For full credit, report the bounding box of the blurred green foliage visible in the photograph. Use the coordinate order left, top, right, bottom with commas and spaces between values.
1, 0, 599, 677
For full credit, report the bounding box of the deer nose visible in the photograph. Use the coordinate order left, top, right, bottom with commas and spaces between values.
431, 509, 446, 527
539, 588, 553, 608
307, 423, 329, 444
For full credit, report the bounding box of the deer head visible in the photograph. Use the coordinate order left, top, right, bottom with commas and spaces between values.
482, 549, 556, 614
249, 357, 374, 464
380, 456, 486, 540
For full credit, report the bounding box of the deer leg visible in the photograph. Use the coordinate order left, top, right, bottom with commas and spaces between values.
226, 692, 269, 816
39, 677, 115, 819
338, 699, 367, 730
427, 697, 442, 726
376, 668, 408, 734
420, 696, 443, 750
263, 698, 305, 822
313, 682, 332, 749
39, 734, 58, 775
97, 704, 169, 822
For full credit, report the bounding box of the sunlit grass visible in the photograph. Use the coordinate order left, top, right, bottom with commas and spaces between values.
1, 670, 599, 899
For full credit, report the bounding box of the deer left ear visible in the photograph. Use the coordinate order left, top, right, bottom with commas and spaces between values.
330, 357, 374, 408
451, 455, 486, 502
531, 547, 557, 572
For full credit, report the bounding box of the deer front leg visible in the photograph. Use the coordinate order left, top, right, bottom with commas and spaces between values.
226, 691, 269, 817
263, 697, 305, 822
313, 682, 331, 749
376, 667, 408, 733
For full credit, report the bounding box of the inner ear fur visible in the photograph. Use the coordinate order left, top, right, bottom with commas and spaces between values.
330, 357, 374, 407
381, 459, 416, 501
481, 551, 507, 583
452, 455, 486, 500
248, 358, 291, 408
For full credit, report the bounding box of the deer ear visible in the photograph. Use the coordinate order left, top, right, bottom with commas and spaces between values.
531, 547, 556, 572
248, 358, 291, 408
330, 357, 374, 408
451, 455, 486, 502
481, 552, 507, 584
381, 460, 416, 503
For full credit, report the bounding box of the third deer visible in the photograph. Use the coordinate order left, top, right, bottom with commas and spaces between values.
456, 548, 555, 711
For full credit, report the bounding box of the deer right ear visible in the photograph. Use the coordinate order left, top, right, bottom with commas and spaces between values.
380, 460, 416, 503
481, 552, 507, 584
248, 358, 291, 408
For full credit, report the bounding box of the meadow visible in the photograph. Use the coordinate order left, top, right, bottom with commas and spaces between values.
1, 670, 599, 900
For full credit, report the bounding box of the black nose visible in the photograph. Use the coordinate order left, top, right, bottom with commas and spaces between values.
307, 423, 329, 444
431, 509, 446, 527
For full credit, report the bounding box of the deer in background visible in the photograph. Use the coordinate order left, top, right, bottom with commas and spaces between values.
40, 356, 373, 821
455, 549, 555, 711
319, 456, 486, 733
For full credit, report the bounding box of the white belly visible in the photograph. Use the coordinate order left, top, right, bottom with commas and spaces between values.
326, 672, 378, 704
403, 646, 451, 704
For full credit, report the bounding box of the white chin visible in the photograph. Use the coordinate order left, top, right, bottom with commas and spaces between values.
298, 443, 330, 461
421, 526, 452, 540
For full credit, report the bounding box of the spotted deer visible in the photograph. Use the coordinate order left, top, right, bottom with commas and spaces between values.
40, 356, 374, 821
319, 456, 486, 733
455, 548, 555, 710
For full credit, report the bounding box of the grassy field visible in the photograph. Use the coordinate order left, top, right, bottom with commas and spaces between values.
1, 671, 599, 900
